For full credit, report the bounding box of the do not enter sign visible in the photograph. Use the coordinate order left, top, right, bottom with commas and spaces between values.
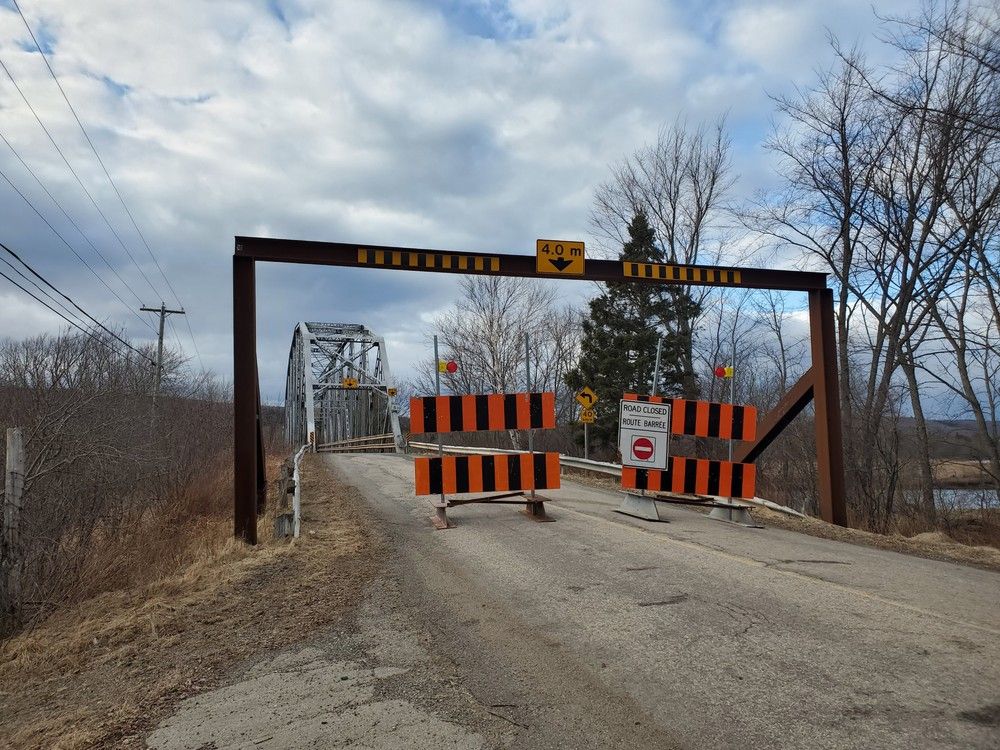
619, 399, 670, 470
631, 436, 655, 461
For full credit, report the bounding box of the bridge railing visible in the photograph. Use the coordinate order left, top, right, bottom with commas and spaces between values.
316, 433, 397, 453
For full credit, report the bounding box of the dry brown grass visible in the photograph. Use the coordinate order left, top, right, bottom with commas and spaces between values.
932, 459, 996, 488
66, 454, 251, 604
0, 454, 382, 749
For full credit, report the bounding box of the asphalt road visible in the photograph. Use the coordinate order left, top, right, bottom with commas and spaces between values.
326, 452, 1000, 750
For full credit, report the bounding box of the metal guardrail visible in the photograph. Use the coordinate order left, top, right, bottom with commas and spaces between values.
408, 441, 521, 455
557, 455, 623, 477
292, 443, 308, 538
317, 433, 397, 453
406, 441, 805, 518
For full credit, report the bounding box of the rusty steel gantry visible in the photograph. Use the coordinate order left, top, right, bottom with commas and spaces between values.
285, 322, 404, 452
234, 238, 847, 543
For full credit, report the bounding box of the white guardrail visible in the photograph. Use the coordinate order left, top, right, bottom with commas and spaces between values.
406, 441, 805, 518
292, 443, 309, 537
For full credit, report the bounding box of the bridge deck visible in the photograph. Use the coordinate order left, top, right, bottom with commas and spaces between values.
329, 452, 999, 749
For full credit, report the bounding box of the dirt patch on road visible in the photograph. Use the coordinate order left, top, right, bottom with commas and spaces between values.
0, 455, 382, 749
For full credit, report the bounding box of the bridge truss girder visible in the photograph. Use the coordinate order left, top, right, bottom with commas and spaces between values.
285, 322, 403, 452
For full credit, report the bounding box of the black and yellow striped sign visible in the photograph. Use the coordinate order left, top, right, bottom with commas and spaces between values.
622, 458, 756, 498
414, 452, 561, 495
623, 263, 742, 285
358, 248, 500, 273
623, 393, 756, 441
410, 392, 556, 434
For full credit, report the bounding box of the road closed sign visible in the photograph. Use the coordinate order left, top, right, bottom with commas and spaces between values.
619, 399, 671, 470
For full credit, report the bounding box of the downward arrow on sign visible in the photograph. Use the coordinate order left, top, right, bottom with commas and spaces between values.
548, 257, 574, 272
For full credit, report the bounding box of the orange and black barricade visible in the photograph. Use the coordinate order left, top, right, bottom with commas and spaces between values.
621, 458, 756, 499
622, 393, 757, 441
410, 392, 556, 434
414, 452, 561, 496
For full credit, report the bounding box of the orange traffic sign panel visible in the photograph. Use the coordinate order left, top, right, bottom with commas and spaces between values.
536, 239, 585, 275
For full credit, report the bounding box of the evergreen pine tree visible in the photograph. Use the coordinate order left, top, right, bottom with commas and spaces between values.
566, 212, 695, 453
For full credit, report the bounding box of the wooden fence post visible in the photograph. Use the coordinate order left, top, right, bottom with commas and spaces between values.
3, 427, 24, 627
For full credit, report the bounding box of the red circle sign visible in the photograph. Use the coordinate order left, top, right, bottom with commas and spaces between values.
446, 360, 458, 373
714, 366, 726, 378
632, 436, 654, 461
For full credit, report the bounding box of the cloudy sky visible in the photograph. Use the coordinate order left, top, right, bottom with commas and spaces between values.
0, 0, 914, 400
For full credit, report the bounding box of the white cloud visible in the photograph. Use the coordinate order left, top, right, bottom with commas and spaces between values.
0, 0, 907, 395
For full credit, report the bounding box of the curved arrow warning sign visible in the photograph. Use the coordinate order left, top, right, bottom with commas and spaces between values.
536, 239, 585, 275
576, 386, 598, 408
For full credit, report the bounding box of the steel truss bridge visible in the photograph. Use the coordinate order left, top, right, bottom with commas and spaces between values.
285, 322, 403, 453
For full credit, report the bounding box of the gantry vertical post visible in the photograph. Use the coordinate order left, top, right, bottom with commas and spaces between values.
809, 288, 848, 526
233, 254, 259, 544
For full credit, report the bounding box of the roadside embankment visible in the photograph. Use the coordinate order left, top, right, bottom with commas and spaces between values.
0, 455, 381, 749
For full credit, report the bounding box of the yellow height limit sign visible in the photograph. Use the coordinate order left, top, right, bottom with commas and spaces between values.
536, 239, 585, 275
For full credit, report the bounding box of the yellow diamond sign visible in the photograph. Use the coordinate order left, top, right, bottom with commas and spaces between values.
576, 386, 598, 408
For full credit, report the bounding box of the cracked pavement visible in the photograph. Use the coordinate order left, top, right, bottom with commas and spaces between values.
148, 453, 1000, 749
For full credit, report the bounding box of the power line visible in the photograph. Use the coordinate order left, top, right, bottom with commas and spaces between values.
166, 315, 194, 375
0, 163, 156, 333
0, 266, 146, 363
0, 127, 148, 309
1, 239, 153, 362
11, 1, 206, 372
0, 253, 88, 327
1, 266, 100, 341
0, 51, 162, 301
12, 0, 175, 291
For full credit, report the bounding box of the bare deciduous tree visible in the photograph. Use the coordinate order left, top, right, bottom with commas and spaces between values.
592, 117, 734, 396
409, 276, 581, 449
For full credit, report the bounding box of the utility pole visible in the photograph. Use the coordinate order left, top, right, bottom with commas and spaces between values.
141, 304, 185, 405
3, 427, 24, 627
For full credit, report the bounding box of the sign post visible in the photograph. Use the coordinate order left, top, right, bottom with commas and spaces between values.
576, 388, 598, 461
714, 365, 736, 460
431, 335, 450, 529
651, 336, 663, 396
525, 334, 533, 497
